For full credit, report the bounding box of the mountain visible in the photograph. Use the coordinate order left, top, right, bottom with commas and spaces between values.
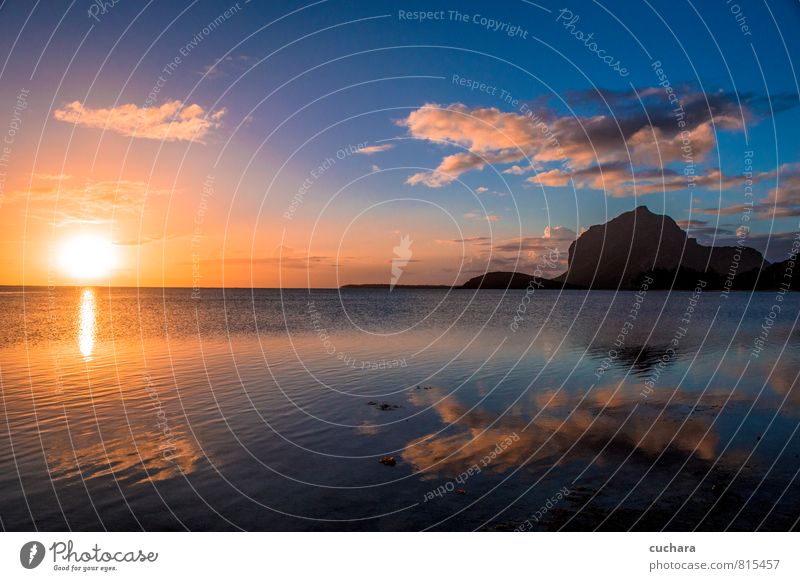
554, 205, 766, 289
733, 259, 800, 291
460, 206, 778, 290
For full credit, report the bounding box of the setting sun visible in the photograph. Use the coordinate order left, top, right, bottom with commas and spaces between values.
57, 235, 117, 279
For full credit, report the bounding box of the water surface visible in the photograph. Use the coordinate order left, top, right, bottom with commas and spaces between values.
1, 286, 798, 531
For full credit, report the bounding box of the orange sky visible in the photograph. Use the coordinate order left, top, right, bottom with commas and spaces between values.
0, 104, 532, 288
0, 135, 484, 288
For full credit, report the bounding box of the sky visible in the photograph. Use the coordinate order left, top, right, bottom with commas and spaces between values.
0, 0, 798, 287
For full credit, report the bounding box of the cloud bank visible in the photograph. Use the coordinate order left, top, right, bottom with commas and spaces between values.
398, 90, 780, 196
54, 100, 225, 143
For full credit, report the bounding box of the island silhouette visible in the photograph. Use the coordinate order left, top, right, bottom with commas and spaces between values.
344, 206, 798, 291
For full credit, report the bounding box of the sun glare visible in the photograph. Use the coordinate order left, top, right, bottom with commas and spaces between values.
58, 235, 117, 279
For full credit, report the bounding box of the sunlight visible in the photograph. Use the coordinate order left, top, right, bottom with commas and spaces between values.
58, 235, 117, 280
78, 288, 96, 359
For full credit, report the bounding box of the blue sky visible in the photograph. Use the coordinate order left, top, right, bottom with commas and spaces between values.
0, 0, 798, 286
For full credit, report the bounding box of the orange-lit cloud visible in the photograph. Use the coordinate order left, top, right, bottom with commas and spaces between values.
31, 172, 72, 181
53, 100, 225, 143
4, 176, 171, 226
528, 165, 741, 197
399, 93, 754, 194
406, 151, 489, 187
355, 144, 395, 155
695, 163, 800, 218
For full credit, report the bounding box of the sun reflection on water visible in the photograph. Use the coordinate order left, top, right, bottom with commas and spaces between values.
78, 288, 96, 359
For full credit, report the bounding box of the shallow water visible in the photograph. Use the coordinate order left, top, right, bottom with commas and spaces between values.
1, 286, 798, 531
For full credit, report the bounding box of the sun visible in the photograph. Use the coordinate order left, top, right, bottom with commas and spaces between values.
58, 235, 118, 279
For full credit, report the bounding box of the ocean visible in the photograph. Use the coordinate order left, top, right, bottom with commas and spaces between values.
1, 286, 798, 531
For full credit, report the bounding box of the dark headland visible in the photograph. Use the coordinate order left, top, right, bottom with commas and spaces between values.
342, 206, 799, 291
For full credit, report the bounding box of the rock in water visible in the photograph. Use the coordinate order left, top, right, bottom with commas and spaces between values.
558, 206, 765, 289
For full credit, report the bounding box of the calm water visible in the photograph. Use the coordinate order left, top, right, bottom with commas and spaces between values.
1, 286, 799, 531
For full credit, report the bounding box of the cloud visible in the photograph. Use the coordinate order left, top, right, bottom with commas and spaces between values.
674, 218, 734, 239
758, 162, 800, 217
493, 226, 576, 252
453, 226, 576, 276
503, 164, 534, 175
529, 164, 744, 197
4, 177, 170, 225
697, 163, 800, 219
191, 245, 358, 270
476, 186, 489, 193
444, 236, 492, 245
53, 100, 225, 143
356, 143, 395, 155
400, 103, 540, 187
114, 234, 176, 246
399, 90, 774, 195
695, 204, 750, 216
32, 172, 72, 181
569, 87, 797, 123
406, 151, 490, 187
674, 219, 707, 228
197, 254, 356, 269
206, 256, 337, 268
542, 225, 573, 239
202, 54, 250, 79
463, 212, 500, 221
